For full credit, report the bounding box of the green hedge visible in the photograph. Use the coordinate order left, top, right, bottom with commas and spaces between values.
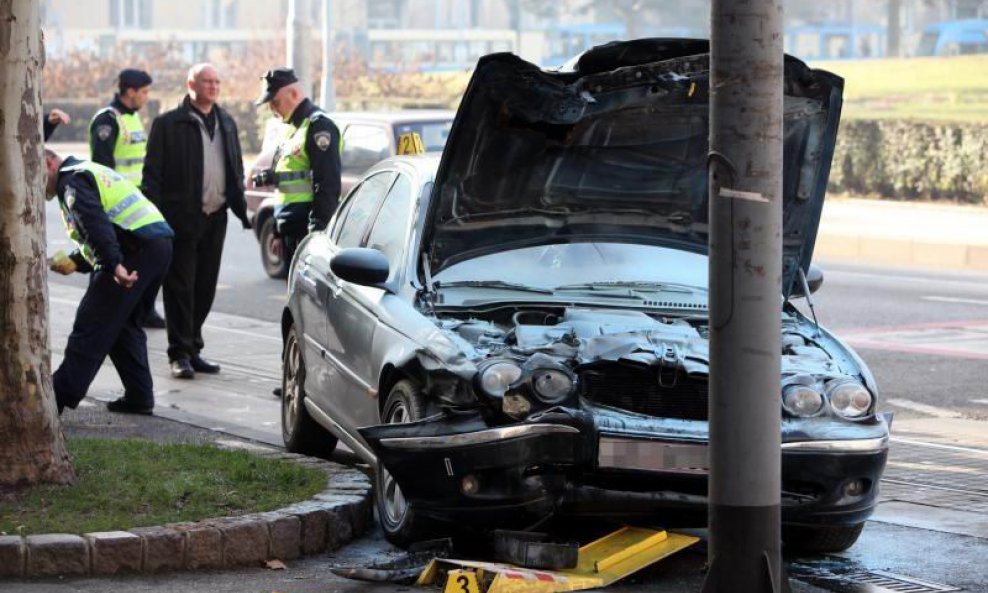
831, 119, 988, 204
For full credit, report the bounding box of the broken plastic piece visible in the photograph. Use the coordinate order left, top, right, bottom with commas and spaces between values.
494, 530, 579, 570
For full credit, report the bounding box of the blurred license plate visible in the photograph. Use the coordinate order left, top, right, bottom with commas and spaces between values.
598, 436, 708, 474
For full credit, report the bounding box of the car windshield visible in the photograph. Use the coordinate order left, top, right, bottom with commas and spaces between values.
433, 243, 708, 293
392, 120, 453, 152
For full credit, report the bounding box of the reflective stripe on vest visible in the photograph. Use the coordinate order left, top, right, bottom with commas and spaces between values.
274, 111, 340, 206
59, 160, 166, 265
89, 108, 147, 184
274, 117, 316, 205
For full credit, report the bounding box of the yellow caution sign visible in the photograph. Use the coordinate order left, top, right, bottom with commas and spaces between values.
397, 131, 426, 155
444, 569, 483, 593
418, 526, 699, 593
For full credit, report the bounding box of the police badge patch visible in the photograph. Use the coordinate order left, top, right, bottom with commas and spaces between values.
96, 125, 113, 141
65, 186, 76, 208
313, 131, 332, 151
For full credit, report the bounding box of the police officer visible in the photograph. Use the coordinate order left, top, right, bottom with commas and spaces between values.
89, 68, 166, 328
44, 149, 174, 416
253, 67, 341, 260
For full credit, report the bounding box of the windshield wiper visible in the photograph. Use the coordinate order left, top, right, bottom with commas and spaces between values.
554, 281, 706, 293
435, 280, 553, 294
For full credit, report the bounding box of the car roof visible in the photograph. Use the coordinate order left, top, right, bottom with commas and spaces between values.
329, 110, 455, 124
364, 154, 441, 180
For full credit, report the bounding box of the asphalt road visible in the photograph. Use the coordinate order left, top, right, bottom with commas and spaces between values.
804, 260, 988, 421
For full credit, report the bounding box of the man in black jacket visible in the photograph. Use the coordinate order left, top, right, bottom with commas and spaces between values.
142, 63, 250, 379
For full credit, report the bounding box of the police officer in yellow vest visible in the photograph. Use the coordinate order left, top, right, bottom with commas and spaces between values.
253, 68, 341, 260
89, 68, 167, 328
90, 69, 152, 184
44, 149, 174, 416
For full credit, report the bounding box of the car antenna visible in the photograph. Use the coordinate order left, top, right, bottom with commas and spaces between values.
797, 267, 821, 338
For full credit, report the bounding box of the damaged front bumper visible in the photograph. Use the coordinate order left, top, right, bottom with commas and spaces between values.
359, 405, 890, 529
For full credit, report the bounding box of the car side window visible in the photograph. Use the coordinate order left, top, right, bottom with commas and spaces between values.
341, 124, 391, 174
364, 174, 413, 282
334, 171, 397, 249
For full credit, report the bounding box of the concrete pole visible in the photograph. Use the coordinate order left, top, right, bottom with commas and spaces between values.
287, 0, 313, 98
702, 0, 788, 592
319, 0, 336, 111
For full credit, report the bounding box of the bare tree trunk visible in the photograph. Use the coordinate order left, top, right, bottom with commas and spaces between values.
0, 0, 75, 489
887, 0, 901, 57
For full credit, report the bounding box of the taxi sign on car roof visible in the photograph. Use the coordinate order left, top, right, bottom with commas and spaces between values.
397, 131, 426, 155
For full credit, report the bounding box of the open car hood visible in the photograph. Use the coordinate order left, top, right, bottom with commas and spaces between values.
422, 39, 843, 297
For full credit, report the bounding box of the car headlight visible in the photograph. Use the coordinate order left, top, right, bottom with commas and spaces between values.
531, 369, 575, 404
478, 362, 523, 397
782, 385, 824, 417
827, 381, 873, 419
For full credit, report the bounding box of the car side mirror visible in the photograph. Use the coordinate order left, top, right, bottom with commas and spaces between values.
331, 248, 390, 289
792, 264, 824, 298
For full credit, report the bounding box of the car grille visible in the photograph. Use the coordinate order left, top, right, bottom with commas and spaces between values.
580, 366, 709, 420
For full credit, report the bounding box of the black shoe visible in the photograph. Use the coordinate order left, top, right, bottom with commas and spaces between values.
107, 398, 153, 415
143, 309, 166, 329
190, 355, 220, 374
272, 387, 282, 398
170, 358, 195, 379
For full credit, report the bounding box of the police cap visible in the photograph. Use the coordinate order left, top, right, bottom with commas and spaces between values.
255, 67, 299, 106
117, 69, 153, 92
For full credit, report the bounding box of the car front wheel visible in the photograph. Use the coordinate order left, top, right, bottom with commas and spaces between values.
260, 216, 289, 279
281, 324, 337, 457
376, 379, 434, 547
783, 522, 865, 553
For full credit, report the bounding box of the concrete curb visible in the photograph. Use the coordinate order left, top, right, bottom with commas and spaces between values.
815, 234, 988, 272
0, 446, 372, 578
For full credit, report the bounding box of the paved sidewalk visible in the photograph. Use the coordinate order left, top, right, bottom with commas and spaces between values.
817, 197, 988, 272
49, 282, 286, 447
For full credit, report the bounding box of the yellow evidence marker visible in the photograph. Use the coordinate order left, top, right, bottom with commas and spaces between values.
397, 131, 426, 155
444, 568, 483, 593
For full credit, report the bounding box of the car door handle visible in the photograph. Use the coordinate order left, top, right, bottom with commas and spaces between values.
326, 276, 343, 297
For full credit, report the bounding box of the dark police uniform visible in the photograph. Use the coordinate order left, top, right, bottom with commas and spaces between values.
52, 157, 174, 415
255, 68, 341, 255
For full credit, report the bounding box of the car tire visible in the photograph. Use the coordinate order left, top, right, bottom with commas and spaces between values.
281, 324, 337, 457
376, 379, 435, 547
260, 216, 289, 279
783, 522, 865, 553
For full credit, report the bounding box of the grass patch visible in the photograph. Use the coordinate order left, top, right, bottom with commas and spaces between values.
0, 438, 326, 535
813, 55, 988, 122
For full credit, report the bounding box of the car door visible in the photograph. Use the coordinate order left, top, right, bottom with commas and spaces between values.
340, 172, 415, 430
297, 171, 395, 423
313, 171, 397, 433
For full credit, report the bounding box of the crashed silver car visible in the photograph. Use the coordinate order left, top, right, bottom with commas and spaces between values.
280, 39, 890, 553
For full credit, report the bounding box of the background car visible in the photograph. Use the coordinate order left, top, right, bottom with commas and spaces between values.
280, 40, 889, 552
244, 110, 454, 278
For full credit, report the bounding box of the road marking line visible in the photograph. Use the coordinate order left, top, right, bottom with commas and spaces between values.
923, 296, 988, 306
829, 269, 988, 289
886, 398, 963, 418
845, 339, 988, 361
890, 437, 988, 457
972, 399, 988, 405
841, 319, 988, 335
